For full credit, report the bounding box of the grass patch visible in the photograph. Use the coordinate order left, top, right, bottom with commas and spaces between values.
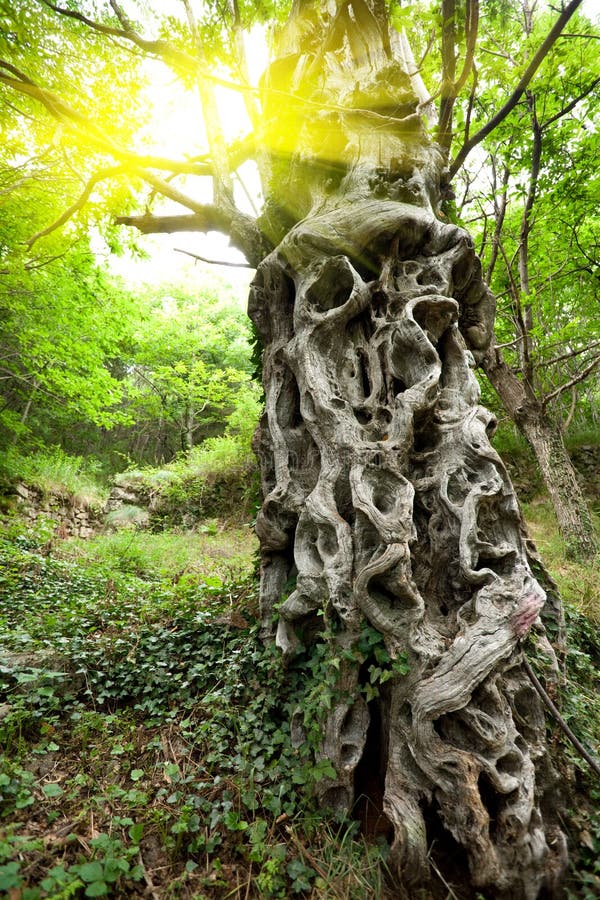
0, 446, 107, 509
523, 498, 600, 621
59, 525, 258, 583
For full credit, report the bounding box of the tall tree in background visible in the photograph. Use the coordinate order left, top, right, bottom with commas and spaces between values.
1, 0, 597, 894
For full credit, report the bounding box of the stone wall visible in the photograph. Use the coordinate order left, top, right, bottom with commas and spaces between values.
502, 443, 600, 508
571, 445, 600, 507
11, 482, 102, 538
103, 463, 258, 531
4, 444, 598, 538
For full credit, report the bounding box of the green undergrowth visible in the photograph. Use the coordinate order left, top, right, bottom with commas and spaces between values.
113, 418, 261, 528
560, 603, 600, 899
522, 501, 600, 897
522, 498, 600, 621
0, 518, 391, 899
1, 510, 599, 898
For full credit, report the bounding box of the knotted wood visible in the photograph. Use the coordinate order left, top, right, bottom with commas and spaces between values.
249, 2, 567, 894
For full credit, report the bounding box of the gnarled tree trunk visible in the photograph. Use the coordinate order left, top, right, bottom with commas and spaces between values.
250, 2, 567, 895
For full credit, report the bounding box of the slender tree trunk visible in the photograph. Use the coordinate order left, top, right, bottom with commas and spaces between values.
180, 405, 194, 458
19, 377, 39, 429
250, 2, 568, 896
483, 345, 598, 561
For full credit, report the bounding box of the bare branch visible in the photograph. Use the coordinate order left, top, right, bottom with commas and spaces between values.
449, 0, 585, 178
485, 155, 511, 283
542, 355, 600, 408
559, 32, 600, 39
462, 61, 478, 145
522, 651, 600, 779
536, 339, 600, 370
174, 248, 253, 268
495, 336, 523, 350
541, 75, 600, 129
562, 385, 578, 433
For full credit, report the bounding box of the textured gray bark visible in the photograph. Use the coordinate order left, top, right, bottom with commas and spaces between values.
249, 2, 567, 895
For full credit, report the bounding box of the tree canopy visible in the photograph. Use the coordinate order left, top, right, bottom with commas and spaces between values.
0, 1, 596, 261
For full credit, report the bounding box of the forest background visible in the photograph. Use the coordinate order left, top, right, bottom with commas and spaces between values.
0, 0, 599, 897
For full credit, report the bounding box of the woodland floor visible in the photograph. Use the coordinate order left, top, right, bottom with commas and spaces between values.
0, 500, 599, 899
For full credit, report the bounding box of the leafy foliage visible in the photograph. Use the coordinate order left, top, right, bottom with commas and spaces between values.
0, 190, 139, 447
457, 4, 600, 434
125, 280, 258, 461
0, 504, 598, 895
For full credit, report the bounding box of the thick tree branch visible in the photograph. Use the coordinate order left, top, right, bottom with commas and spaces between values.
438, 0, 479, 154
449, 0, 585, 178
114, 212, 223, 234
437, 0, 457, 152
517, 93, 542, 386
115, 210, 271, 268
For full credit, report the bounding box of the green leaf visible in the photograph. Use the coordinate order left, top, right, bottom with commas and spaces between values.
77, 862, 104, 883
0, 861, 22, 891
85, 881, 108, 897
311, 759, 337, 781
42, 782, 64, 798
128, 823, 144, 843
